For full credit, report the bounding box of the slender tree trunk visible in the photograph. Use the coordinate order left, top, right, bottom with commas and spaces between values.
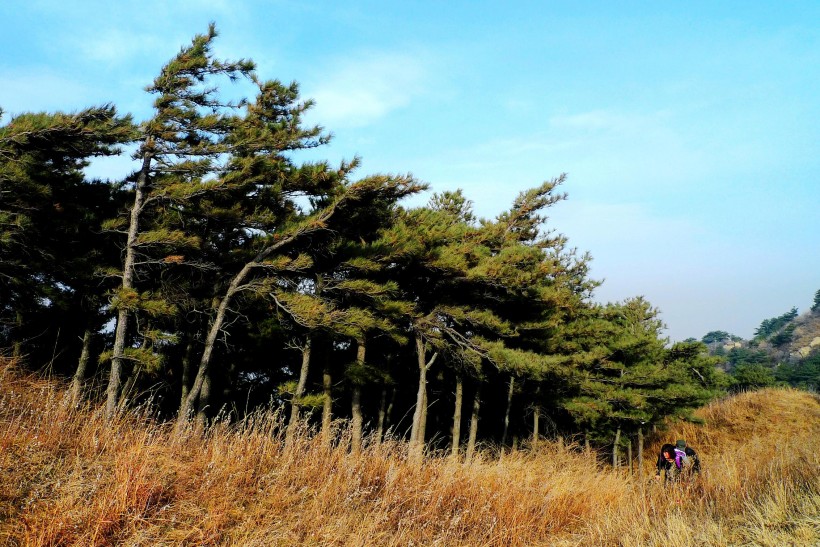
180, 336, 195, 409
70, 328, 93, 405
287, 336, 312, 446
627, 433, 633, 475
465, 385, 481, 462
384, 386, 396, 435
351, 386, 363, 454
321, 360, 332, 444
501, 375, 514, 447
451, 374, 463, 460
192, 372, 211, 428
584, 430, 592, 458
532, 405, 541, 450
122, 366, 138, 399
107, 152, 151, 421
418, 380, 429, 445
410, 333, 437, 457
637, 427, 644, 477
376, 385, 387, 445
613, 426, 622, 468
181, 263, 250, 421
12, 312, 23, 358
350, 339, 365, 454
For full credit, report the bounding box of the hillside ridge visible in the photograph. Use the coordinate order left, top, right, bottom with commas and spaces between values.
1, 361, 818, 546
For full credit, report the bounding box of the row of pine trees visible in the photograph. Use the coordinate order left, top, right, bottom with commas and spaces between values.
0, 26, 729, 461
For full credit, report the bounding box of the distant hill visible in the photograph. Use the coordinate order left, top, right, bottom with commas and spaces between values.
698, 292, 820, 391
782, 309, 820, 358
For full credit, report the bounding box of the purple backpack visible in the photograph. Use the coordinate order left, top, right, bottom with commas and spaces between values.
673, 448, 689, 469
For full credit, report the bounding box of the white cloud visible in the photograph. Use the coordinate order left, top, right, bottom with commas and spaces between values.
305, 51, 430, 128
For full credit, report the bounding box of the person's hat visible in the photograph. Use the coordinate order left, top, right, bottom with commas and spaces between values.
675, 439, 686, 449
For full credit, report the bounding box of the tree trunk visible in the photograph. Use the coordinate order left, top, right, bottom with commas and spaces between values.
12, 311, 23, 358
501, 375, 514, 447
451, 374, 463, 460
627, 433, 633, 475
410, 333, 437, 457
350, 339, 365, 454
321, 360, 332, 445
107, 152, 151, 421
376, 385, 387, 445
351, 386, 363, 454
196, 370, 212, 427
180, 191, 351, 425
70, 328, 93, 406
120, 365, 141, 409
287, 336, 312, 446
612, 426, 622, 468
418, 380, 429, 445
465, 385, 481, 462
180, 336, 195, 409
532, 405, 541, 450
384, 386, 396, 435
637, 427, 644, 477
180, 263, 250, 421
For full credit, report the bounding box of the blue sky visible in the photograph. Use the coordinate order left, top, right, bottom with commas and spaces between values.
2, 1, 818, 341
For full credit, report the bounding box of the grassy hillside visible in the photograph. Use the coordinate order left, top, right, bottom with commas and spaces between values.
1, 358, 818, 546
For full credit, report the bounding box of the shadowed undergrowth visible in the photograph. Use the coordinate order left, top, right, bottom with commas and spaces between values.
0, 360, 818, 546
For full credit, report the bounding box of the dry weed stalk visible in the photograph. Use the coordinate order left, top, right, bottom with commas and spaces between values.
0, 359, 817, 546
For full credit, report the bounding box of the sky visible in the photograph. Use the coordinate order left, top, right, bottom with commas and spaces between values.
2, 1, 818, 342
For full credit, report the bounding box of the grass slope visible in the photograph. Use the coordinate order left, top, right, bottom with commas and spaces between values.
0, 359, 818, 546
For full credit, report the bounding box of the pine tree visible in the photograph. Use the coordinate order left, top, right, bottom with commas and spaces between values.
0, 106, 134, 366
105, 25, 255, 418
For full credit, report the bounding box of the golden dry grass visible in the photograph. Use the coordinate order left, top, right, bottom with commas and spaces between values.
0, 358, 818, 546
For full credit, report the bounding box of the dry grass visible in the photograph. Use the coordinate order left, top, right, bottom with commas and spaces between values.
0, 358, 818, 546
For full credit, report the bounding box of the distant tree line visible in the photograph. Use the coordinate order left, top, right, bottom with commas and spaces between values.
1, 26, 728, 462
700, 297, 820, 392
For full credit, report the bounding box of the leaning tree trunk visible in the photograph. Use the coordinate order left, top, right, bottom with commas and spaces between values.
181, 203, 347, 424
107, 152, 151, 420
70, 328, 93, 406
612, 426, 622, 468
501, 375, 514, 447
195, 370, 212, 427
465, 385, 481, 462
450, 374, 464, 460
119, 365, 141, 410
350, 339, 365, 454
180, 263, 250, 421
286, 336, 312, 447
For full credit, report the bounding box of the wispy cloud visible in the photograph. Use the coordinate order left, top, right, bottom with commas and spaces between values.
76, 29, 173, 65
305, 51, 431, 128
